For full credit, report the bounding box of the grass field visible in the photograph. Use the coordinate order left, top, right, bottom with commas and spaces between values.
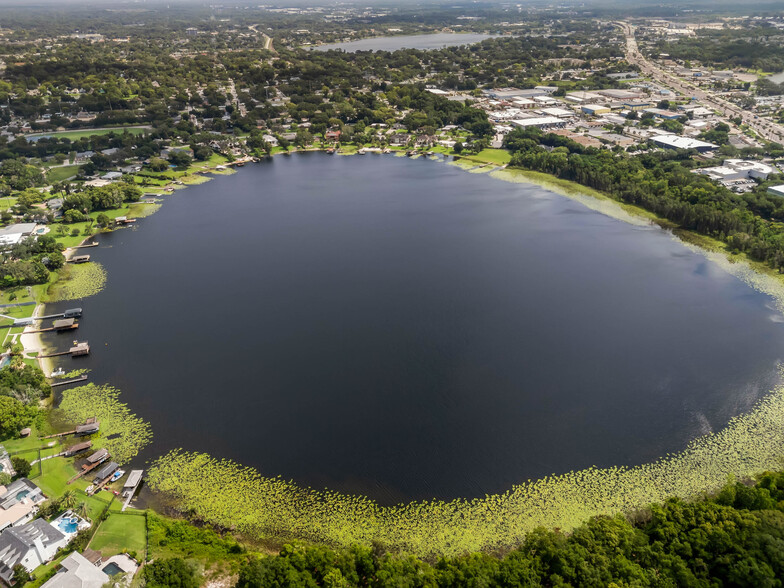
461, 148, 512, 165
27, 127, 149, 142
46, 165, 81, 183
90, 513, 147, 556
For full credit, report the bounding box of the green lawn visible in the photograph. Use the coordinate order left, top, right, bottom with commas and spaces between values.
27, 127, 149, 141
90, 513, 146, 557
46, 165, 81, 183
470, 148, 512, 165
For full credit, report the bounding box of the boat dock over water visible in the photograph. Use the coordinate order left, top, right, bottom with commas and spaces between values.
40, 340, 90, 358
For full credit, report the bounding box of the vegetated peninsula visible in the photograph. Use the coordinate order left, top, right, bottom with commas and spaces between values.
0, 0, 784, 586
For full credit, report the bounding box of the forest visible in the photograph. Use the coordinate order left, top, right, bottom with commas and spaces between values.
504, 127, 784, 273
146, 471, 784, 587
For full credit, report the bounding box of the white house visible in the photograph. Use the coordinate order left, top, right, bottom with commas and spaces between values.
41, 552, 110, 588
0, 479, 46, 531
0, 519, 67, 583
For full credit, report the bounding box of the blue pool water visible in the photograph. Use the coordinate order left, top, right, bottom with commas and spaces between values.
55, 517, 78, 533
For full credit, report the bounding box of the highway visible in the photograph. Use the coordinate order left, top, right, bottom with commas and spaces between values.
617, 22, 784, 144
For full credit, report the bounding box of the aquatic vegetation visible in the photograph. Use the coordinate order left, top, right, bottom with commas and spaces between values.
47, 262, 107, 301
147, 385, 784, 558
57, 384, 152, 463
59, 368, 90, 379
128, 202, 162, 218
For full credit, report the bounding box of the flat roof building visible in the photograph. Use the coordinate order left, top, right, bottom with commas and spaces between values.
650, 135, 718, 152
511, 117, 565, 130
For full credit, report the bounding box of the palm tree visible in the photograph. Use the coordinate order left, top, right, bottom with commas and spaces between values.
74, 501, 89, 521
59, 489, 77, 510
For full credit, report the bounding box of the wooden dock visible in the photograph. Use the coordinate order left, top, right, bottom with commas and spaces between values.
40, 341, 90, 358
50, 375, 88, 387
71, 242, 99, 250
25, 324, 78, 334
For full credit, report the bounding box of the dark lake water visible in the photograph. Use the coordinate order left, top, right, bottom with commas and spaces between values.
44, 153, 784, 504
312, 33, 496, 52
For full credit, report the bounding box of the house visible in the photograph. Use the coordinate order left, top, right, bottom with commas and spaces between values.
0, 519, 67, 583
0, 479, 46, 531
100, 171, 123, 181
74, 151, 94, 163
0, 448, 13, 479
389, 133, 410, 146
40, 551, 110, 588
0, 223, 37, 247
325, 129, 341, 141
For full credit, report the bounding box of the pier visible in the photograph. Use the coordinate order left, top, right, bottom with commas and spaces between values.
40, 341, 90, 358
50, 375, 89, 387
122, 470, 144, 511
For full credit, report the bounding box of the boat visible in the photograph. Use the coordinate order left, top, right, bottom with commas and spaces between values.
326, 148, 335, 154
51, 367, 65, 377
111, 469, 125, 482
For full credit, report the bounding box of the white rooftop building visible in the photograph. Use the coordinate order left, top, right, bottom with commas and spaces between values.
40, 552, 110, 588
511, 117, 565, 130
768, 185, 784, 198
650, 135, 718, 152
0, 223, 37, 247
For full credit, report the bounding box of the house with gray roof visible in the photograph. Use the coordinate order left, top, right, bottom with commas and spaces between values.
0, 519, 67, 583
40, 551, 110, 588
0, 478, 46, 531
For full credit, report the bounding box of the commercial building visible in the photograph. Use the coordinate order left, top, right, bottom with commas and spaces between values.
694, 159, 774, 182
511, 117, 565, 130
768, 185, 784, 198
650, 135, 718, 152
581, 104, 611, 116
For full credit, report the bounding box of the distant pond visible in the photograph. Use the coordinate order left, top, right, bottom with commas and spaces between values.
43, 153, 784, 505
311, 32, 497, 52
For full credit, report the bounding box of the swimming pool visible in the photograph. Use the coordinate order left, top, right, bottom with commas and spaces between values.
54, 517, 79, 534
102, 562, 123, 576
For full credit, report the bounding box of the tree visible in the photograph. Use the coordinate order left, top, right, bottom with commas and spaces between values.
11, 456, 31, 479
11, 564, 31, 585
0, 396, 39, 439
143, 558, 200, 588
148, 158, 169, 172
59, 489, 77, 510
453, 141, 464, 154
168, 151, 192, 168
96, 213, 112, 228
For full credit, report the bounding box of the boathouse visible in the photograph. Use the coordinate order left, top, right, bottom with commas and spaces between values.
63, 309, 82, 318
86, 448, 109, 465
75, 418, 99, 435
64, 441, 92, 457
69, 342, 90, 356
92, 461, 119, 484
52, 318, 75, 331
70, 255, 90, 264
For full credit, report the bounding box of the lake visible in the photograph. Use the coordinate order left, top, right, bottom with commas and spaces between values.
44, 153, 784, 505
311, 32, 496, 52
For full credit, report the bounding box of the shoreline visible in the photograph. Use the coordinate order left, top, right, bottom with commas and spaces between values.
16, 146, 784, 555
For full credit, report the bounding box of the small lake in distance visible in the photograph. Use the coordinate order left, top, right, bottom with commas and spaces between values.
44, 153, 784, 505
311, 32, 497, 52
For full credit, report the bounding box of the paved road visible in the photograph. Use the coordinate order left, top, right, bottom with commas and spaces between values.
617, 22, 784, 144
